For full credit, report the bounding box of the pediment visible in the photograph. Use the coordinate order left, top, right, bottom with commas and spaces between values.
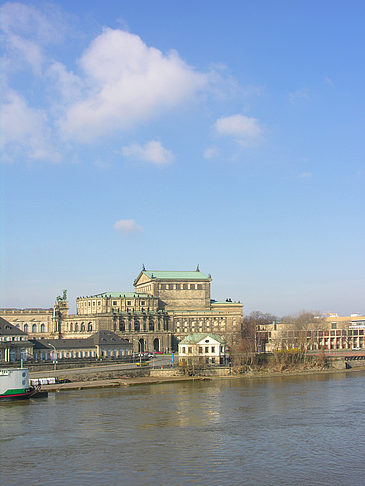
134, 271, 151, 287
197, 337, 220, 345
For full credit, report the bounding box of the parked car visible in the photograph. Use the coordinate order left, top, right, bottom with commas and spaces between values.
55, 378, 72, 384
136, 361, 149, 367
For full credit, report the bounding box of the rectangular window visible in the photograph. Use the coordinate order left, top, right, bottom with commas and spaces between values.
183, 284, 188, 290
211, 346, 215, 353
188, 347, 192, 354
331, 323, 337, 330
127, 301, 131, 305
205, 346, 209, 353
181, 347, 185, 353
190, 284, 195, 290
141, 301, 145, 305
199, 346, 203, 353
97, 301, 101, 306
197, 284, 203, 290
112, 301, 117, 305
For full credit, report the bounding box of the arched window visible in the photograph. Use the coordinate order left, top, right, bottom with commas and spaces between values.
75, 323, 79, 332
24, 324, 28, 333
40, 324, 45, 333
69, 323, 73, 332
32, 324, 37, 333
153, 338, 160, 352
88, 322, 93, 332
81, 323, 85, 332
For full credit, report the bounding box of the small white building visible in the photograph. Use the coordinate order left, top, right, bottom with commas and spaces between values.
178, 333, 226, 365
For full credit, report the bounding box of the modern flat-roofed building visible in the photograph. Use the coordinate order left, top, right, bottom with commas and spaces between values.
256, 314, 365, 352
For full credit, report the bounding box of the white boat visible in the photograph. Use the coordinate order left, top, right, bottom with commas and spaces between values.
0, 368, 35, 400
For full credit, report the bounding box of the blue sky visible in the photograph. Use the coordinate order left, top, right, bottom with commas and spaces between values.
1, 1, 364, 316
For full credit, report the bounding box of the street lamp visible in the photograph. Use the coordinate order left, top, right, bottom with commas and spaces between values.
47, 342, 57, 371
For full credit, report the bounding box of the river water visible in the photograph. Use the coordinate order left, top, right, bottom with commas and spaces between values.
1, 371, 365, 485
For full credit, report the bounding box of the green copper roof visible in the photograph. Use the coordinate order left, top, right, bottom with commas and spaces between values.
143, 271, 210, 281
179, 333, 226, 345
87, 292, 150, 298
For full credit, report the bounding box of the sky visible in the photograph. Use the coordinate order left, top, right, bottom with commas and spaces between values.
1, 1, 364, 317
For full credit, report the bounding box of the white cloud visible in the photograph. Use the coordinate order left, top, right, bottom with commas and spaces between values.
114, 219, 143, 234
214, 114, 262, 146
1, 5, 252, 163
0, 2, 65, 75
59, 28, 208, 142
122, 140, 174, 165
297, 171, 312, 179
203, 146, 220, 159
288, 88, 310, 104
46, 62, 83, 102
0, 89, 60, 162
3, 32, 44, 74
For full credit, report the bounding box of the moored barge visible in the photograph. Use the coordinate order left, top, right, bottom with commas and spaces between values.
0, 368, 46, 400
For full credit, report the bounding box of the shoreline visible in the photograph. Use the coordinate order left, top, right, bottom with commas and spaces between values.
40, 365, 365, 393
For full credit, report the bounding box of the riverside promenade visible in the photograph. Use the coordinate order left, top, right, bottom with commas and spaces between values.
29, 356, 207, 392
41, 375, 208, 392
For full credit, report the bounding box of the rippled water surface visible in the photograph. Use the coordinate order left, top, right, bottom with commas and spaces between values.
1, 371, 365, 485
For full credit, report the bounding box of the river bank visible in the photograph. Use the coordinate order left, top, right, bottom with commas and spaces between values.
38, 364, 365, 393
41, 375, 209, 392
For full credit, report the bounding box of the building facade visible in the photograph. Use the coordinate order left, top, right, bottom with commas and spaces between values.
31, 331, 133, 361
0, 317, 33, 363
178, 333, 227, 365
256, 314, 365, 352
0, 267, 244, 353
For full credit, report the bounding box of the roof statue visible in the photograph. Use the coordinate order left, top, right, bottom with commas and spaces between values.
56, 290, 67, 302
196, 264, 200, 272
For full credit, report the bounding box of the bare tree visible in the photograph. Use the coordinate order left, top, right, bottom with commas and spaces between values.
243, 311, 277, 352
229, 311, 276, 372
269, 311, 328, 370
279, 311, 325, 354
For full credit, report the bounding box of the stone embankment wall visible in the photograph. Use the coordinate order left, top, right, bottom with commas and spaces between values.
30, 367, 150, 383
150, 367, 233, 377
150, 368, 182, 377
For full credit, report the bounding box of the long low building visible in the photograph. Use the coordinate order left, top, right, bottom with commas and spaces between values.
256, 314, 365, 352
0, 267, 244, 353
31, 330, 133, 360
